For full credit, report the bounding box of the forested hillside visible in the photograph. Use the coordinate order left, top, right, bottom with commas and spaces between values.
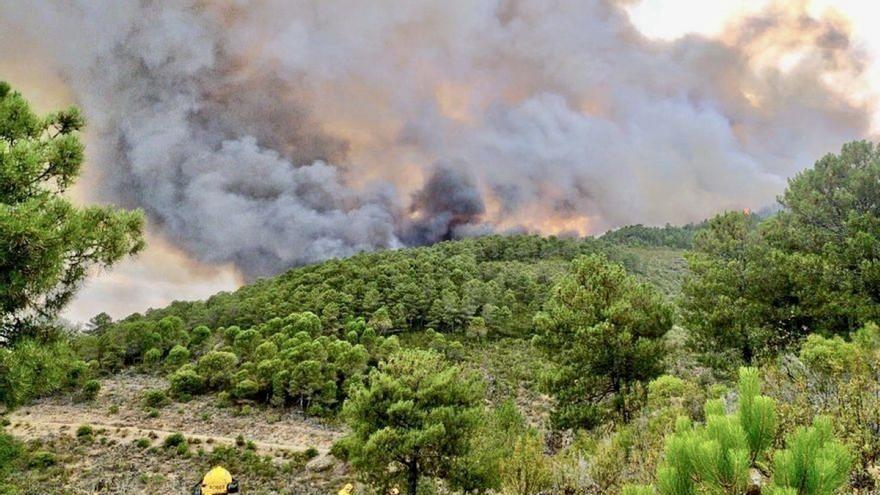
105, 234, 685, 338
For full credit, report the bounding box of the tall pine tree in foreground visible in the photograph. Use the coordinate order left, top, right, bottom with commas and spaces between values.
0, 82, 144, 341
338, 349, 484, 495
534, 254, 672, 428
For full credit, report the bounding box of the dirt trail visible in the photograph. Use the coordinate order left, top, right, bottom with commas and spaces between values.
7, 373, 342, 457
8, 417, 335, 456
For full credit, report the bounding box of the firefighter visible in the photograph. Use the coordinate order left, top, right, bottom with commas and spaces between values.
193, 466, 240, 495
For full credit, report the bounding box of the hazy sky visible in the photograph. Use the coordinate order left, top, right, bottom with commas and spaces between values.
0, 0, 880, 321
629, 0, 880, 133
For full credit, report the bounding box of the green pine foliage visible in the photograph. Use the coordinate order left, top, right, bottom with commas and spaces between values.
738, 367, 777, 464
683, 141, 880, 367
625, 368, 851, 495
0, 338, 94, 408
534, 254, 673, 428
769, 418, 851, 495
621, 486, 655, 495
0, 82, 144, 341
337, 349, 484, 495
4, 80, 878, 493
601, 222, 705, 249
98, 234, 678, 339
158, 313, 402, 415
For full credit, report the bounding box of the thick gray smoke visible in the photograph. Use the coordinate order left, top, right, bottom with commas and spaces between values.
0, 0, 873, 278
407, 164, 486, 244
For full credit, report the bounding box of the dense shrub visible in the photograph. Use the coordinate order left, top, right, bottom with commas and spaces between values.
142, 389, 171, 409
80, 379, 101, 401
624, 368, 849, 494
168, 365, 205, 398
165, 344, 190, 369
499, 432, 551, 495
190, 325, 212, 349
0, 339, 91, 408
233, 379, 260, 399
27, 451, 57, 469
142, 347, 162, 366
163, 432, 186, 448
197, 351, 239, 390
0, 431, 22, 473
75, 425, 93, 438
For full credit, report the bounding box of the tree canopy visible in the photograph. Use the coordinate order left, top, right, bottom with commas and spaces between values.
534, 254, 673, 428
338, 349, 484, 495
682, 141, 880, 367
0, 82, 144, 341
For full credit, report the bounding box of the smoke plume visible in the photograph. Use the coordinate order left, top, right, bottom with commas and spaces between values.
0, 0, 873, 279
407, 164, 486, 244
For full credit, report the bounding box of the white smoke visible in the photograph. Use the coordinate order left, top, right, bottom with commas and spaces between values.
0, 0, 872, 278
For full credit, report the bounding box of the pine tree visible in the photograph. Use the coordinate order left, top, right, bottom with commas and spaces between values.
534, 254, 672, 428
0, 82, 144, 341
339, 350, 484, 495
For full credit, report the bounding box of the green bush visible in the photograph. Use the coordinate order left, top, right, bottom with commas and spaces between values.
233, 379, 260, 399
233, 329, 262, 359
499, 432, 551, 495
0, 339, 82, 408
0, 432, 23, 473
197, 351, 239, 390
770, 417, 851, 495
800, 334, 857, 376
27, 451, 57, 469
165, 344, 190, 369
190, 325, 212, 348
158, 316, 189, 349
621, 486, 654, 495
80, 379, 101, 401
142, 389, 171, 409
76, 425, 93, 438
169, 365, 205, 398
163, 432, 186, 448
142, 347, 162, 366
224, 326, 242, 345
647, 375, 685, 406
253, 341, 278, 362
624, 368, 849, 495
176, 442, 189, 456
65, 360, 91, 388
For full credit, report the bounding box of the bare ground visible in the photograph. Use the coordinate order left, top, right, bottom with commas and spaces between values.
5, 372, 350, 494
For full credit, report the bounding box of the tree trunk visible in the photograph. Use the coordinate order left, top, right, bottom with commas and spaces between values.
742, 331, 753, 365
407, 461, 419, 495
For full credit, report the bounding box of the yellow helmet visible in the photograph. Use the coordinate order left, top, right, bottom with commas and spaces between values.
199, 466, 238, 495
